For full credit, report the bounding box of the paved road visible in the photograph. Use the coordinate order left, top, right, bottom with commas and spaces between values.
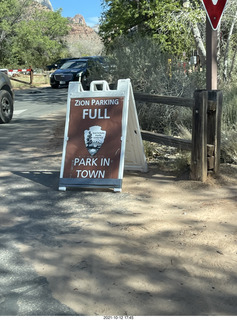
13, 87, 68, 120
0, 87, 79, 315
0, 86, 131, 315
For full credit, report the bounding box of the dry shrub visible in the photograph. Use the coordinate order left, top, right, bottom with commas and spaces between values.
106, 35, 205, 136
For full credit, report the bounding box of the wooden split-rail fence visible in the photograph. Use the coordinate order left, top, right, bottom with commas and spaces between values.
134, 90, 222, 182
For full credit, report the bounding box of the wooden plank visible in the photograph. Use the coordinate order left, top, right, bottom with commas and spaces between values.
134, 92, 194, 108
207, 156, 215, 170
9, 77, 30, 85
141, 130, 192, 150
207, 90, 223, 175
191, 90, 208, 182
207, 144, 215, 157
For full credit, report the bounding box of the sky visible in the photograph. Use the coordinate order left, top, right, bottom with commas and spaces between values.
50, 0, 103, 27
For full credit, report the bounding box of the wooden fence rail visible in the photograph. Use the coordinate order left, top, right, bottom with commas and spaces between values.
141, 130, 192, 151
134, 92, 194, 108
134, 90, 222, 182
10, 69, 34, 85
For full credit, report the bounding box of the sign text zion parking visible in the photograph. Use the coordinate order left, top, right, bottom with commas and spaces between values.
63, 96, 123, 181
59, 79, 147, 192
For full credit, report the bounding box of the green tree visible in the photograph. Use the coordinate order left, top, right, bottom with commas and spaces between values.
0, 0, 30, 61
100, 0, 237, 82
99, 0, 198, 57
0, 0, 70, 68
180, 0, 237, 82
219, 0, 237, 82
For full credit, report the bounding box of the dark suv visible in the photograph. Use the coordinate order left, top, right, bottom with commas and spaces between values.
49, 56, 107, 89
0, 72, 14, 123
46, 58, 79, 71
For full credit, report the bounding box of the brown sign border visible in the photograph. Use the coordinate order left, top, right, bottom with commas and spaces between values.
59, 95, 125, 190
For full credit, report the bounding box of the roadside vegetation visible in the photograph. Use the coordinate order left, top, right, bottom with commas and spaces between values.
98, 0, 237, 166
0, 0, 70, 69
1, 0, 237, 166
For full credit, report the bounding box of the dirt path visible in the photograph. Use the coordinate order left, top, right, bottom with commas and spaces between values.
27, 117, 237, 314
19, 162, 237, 315
3, 112, 236, 315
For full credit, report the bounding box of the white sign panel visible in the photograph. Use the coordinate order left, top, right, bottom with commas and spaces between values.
59, 79, 147, 192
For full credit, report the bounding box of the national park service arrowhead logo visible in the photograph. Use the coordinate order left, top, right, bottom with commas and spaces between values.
84, 126, 106, 156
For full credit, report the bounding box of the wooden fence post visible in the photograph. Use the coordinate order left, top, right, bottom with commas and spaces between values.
191, 90, 208, 181
207, 90, 223, 175
134, 90, 222, 181
191, 90, 222, 181
29, 66, 34, 85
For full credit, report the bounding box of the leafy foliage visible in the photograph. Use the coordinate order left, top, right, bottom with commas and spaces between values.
101, 35, 205, 135
0, 0, 70, 68
102, 34, 237, 163
100, 0, 237, 83
100, 0, 199, 57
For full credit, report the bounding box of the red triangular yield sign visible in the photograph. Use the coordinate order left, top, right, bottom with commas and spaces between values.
202, 0, 228, 30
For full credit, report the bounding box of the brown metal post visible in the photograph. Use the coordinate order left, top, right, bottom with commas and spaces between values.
206, 18, 218, 90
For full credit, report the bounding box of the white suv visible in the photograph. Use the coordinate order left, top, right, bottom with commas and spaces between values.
0, 72, 14, 123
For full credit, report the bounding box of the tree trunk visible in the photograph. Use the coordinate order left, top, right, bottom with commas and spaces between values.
228, 47, 237, 79
223, 8, 237, 81
191, 23, 206, 65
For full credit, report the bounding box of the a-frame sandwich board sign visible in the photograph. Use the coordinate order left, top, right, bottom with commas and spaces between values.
59, 79, 147, 192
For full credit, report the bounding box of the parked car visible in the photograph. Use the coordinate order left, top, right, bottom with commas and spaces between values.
0, 72, 14, 123
46, 58, 79, 71
49, 56, 107, 89
0, 68, 8, 75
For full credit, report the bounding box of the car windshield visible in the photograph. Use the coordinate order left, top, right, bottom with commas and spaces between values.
60, 60, 87, 70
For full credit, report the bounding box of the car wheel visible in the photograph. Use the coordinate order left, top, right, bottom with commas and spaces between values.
51, 82, 59, 89
0, 90, 13, 123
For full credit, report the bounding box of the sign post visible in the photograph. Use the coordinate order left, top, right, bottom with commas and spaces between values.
206, 19, 218, 90
59, 79, 147, 192
201, 0, 228, 90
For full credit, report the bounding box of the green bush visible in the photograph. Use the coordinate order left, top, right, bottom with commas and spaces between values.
220, 83, 237, 163
222, 84, 237, 131
105, 35, 237, 164
106, 35, 205, 136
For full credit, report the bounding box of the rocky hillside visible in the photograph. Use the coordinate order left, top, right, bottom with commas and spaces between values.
66, 14, 103, 57
33, 0, 53, 10
67, 14, 99, 41
32, 1, 103, 56
68, 14, 86, 25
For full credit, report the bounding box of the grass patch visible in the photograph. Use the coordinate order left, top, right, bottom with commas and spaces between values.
10, 73, 50, 89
